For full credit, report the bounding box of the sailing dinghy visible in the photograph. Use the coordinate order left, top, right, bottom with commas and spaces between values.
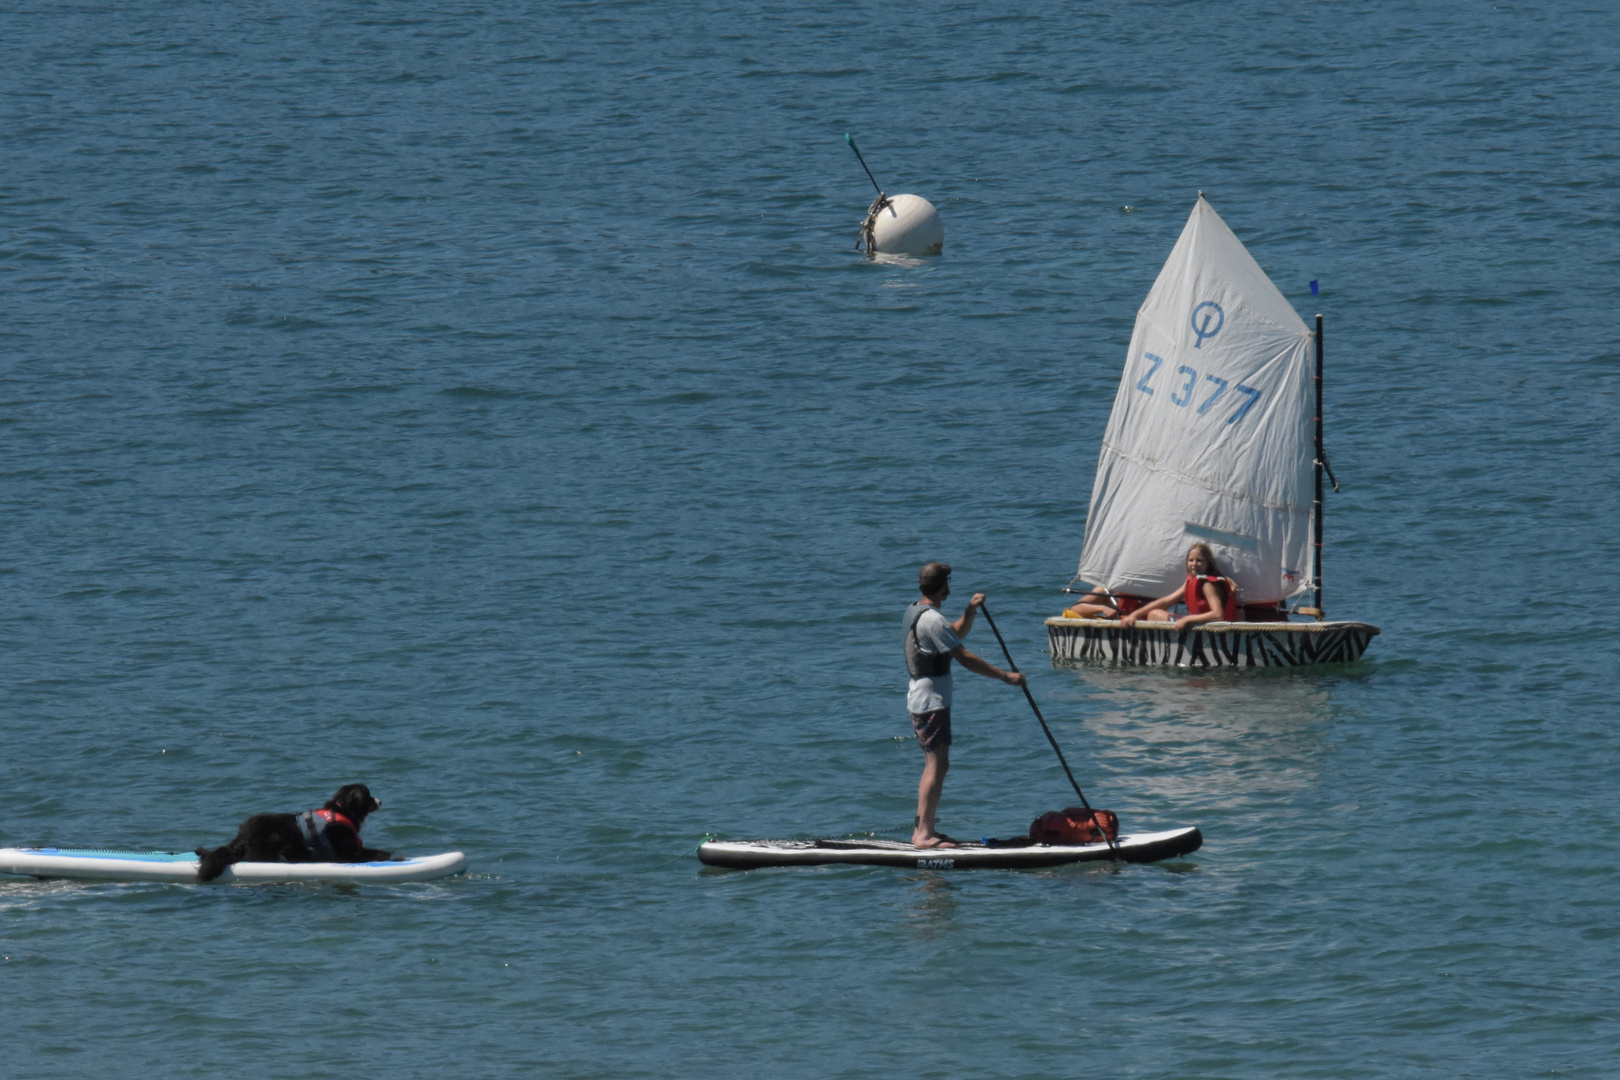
1048, 196, 1378, 668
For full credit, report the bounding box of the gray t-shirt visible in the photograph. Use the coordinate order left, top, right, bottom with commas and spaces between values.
906, 606, 961, 714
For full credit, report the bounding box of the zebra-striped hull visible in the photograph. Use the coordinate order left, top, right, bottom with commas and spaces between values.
1046, 617, 1379, 668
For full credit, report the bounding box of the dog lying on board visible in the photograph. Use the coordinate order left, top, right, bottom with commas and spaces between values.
195, 784, 392, 882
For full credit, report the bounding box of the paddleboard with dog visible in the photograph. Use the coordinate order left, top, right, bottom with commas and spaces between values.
697, 826, 1201, 870
0, 847, 467, 884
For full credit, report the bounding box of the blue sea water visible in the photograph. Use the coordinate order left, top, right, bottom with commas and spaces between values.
3, 2, 1619, 1076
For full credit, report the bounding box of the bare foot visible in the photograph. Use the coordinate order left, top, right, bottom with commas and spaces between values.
911, 833, 959, 849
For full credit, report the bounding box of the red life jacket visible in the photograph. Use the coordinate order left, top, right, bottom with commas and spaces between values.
296, 808, 358, 860
1030, 807, 1120, 846
1184, 574, 1238, 621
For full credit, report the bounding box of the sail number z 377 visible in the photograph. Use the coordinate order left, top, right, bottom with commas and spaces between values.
1135, 352, 1261, 425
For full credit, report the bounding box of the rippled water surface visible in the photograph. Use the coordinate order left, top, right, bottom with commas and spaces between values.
4, 3, 1618, 1076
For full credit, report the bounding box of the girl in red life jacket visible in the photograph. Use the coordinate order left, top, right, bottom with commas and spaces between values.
1119, 542, 1238, 630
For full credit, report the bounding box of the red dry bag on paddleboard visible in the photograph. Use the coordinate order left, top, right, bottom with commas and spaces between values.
1030, 807, 1119, 846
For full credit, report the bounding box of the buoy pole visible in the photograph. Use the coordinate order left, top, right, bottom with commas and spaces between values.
979, 603, 1119, 855
844, 133, 883, 197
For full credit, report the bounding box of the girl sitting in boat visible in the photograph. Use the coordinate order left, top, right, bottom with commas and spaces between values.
1119, 543, 1238, 629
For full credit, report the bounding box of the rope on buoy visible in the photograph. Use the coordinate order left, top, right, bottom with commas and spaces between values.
857, 192, 892, 252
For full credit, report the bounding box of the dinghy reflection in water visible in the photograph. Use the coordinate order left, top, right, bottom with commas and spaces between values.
1048, 196, 1377, 668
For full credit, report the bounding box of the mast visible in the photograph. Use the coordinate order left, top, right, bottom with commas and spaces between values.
1312, 313, 1324, 620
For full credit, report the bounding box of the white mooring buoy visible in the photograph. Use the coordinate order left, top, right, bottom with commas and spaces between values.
844, 134, 944, 257
866, 193, 944, 256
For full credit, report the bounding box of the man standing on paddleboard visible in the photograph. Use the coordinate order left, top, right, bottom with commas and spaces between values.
903, 563, 1025, 849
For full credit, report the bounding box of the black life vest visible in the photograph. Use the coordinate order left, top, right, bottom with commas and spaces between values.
297, 808, 357, 860
902, 602, 952, 679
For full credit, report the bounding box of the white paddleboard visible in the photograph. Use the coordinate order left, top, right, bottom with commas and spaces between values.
0, 847, 467, 884
698, 827, 1201, 870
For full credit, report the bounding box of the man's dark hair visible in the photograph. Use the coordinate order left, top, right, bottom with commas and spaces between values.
919, 562, 952, 597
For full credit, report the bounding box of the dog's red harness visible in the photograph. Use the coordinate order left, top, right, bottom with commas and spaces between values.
296, 808, 358, 860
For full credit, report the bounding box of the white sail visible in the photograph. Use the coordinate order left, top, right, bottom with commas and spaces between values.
1076, 196, 1314, 605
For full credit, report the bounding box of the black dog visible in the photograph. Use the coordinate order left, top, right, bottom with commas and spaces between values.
195, 784, 391, 882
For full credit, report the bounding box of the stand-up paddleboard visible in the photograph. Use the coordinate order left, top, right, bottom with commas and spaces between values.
698, 826, 1200, 870
0, 847, 467, 884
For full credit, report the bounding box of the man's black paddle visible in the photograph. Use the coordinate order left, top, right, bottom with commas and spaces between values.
978, 602, 1121, 855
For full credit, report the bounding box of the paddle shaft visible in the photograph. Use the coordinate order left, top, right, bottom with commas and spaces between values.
977, 603, 1119, 853
844, 133, 883, 196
